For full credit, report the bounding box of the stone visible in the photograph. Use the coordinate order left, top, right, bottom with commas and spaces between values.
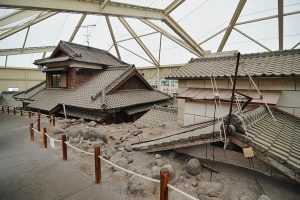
78, 118, 85, 123
197, 182, 223, 198
92, 140, 104, 147
124, 144, 132, 152
161, 165, 175, 179
184, 183, 189, 188
151, 166, 161, 180
155, 154, 162, 159
73, 137, 80, 143
155, 159, 165, 167
187, 158, 201, 175
71, 119, 76, 123
196, 174, 203, 181
112, 170, 127, 181
127, 156, 133, 164
240, 195, 251, 200
82, 129, 107, 143
192, 181, 198, 187
132, 130, 142, 136
127, 176, 156, 197
53, 128, 65, 134
258, 195, 271, 200
87, 121, 97, 127
177, 175, 185, 183
118, 147, 125, 151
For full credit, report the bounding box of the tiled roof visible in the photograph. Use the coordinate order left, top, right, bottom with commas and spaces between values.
124, 101, 170, 115
231, 107, 300, 173
35, 41, 129, 67
166, 49, 300, 79
27, 68, 171, 112
178, 88, 281, 104
0, 91, 23, 108
57, 106, 105, 122
14, 81, 46, 100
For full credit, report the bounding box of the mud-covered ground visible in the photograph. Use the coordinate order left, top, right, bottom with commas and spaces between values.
45, 118, 300, 200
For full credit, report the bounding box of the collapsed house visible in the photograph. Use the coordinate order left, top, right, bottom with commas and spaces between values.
133, 49, 300, 183
0, 91, 22, 108
14, 41, 171, 122
166, 49, 300, 126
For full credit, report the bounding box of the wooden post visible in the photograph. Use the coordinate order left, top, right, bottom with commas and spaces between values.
20, 110, 23, 116
52, 114, 56, 126
43, 127, 47, 148
7, 106, 10, 114
13, 107, 16, 115
62, 134, 67, 160
30, 123, 34, 141
29, 110, 31, 118
95, 146, 101, 183
37, 113, 41, 131
1, 105, 4, 113
160, 170, 169, 200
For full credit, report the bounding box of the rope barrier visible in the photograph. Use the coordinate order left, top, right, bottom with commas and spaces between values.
64, 142, 93, 156
32, 128, 42, 134
44, 132, 61, 143
167, 184, 199, 200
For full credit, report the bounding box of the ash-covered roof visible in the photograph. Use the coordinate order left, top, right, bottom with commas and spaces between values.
232, 107, 300, 173
166, 49, 300, 79
14, 81, 46, 101
35, 41, 129, 67
0, 91, 23, 108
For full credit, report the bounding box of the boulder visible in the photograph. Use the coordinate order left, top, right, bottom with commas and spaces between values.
87, 121, 97, 127
78, 118, 85, 123
155, 154, 162, 159
161, 165, 175, 179
187, 158, 201, 175
155, 159, 165, 167
127, 176, 156, 197
53, 128, 65, 135
67, 129, 83, 138
197, 182, 223, 198
258, 195, 271, 200
151, 166, 161, 179
82, 129, 107, 143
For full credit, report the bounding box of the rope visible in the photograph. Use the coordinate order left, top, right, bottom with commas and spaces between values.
32, 128, 42, 134
44, 132, 61, 142
34, 122, 40, 127
167, 184, 199, 200
64, 142, 93, 156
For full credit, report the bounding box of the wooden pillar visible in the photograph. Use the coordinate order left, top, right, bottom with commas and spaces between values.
52, 114, 56, 126
30, 123, 34, 141
13, 107, 16, 115
37, 113, 41, 131
43, 127, 47, 148
7, 106, 10, 114
160, 170, 169, 200
20, 110, 23, 116
94, 146, 101, 183
29, 111, 31, 118
1, 105, 4, 113
62, 134, 67, 160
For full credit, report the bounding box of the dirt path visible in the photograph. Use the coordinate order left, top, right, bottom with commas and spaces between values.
0, 113, 127, 200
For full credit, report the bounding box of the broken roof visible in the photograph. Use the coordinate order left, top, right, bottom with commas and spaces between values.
232, 107, 300, 173
0, 91, 23, 108
34, 41, 129, 67
166, 49, 300, 79
14, 81, 46, 101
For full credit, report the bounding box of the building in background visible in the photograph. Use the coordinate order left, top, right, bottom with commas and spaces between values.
166, 49, 300, 127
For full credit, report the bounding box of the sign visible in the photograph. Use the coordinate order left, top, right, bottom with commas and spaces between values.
50, 138, 55, 149
243, 147, 254, 158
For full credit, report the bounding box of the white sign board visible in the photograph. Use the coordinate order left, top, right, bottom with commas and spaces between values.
50, 138, 55, 149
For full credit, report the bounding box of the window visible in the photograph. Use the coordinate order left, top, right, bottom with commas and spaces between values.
51, 73, 67, 88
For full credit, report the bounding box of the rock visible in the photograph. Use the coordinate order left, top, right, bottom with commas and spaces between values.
118, 147, 125, 151
187, 158, 201, 175
71, 119, 76, 123
78, 118, 85, 123
177, 175, 185, 183
161, 165, 175, 179
151, 166, 161, 179
82, 129, 107, 143
124, 144, 132, 152
114, 157, 128, 171
192, 181, 198, 187
196, 174, 203, 181
240, 195, 252, 200
87, 121, 97, 127
127, 156, 133, 164
73, 137, 80, 143
197, 182, 223, 198
155, 154, 162, 159
258, 195, 271, 200
92, 140, 104, 147
112, 170, 127, 181
184, 183, 189, 188
127, 176, 156, 197
53, 128, 65, 134
68, 129, 83, 138
155, 159, 165, 167
132, 130, 142, 136
68, 137, 74, 143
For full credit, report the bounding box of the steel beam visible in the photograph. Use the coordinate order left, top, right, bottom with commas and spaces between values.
236, 10, 300, 26
105, 16, 121, 60
117, 44, 154, 65
0, 46, 55, 56
0, 12, 57, 40
141, 19, 200, 56
100, 0, 110, 9
163, 15, 204, 56
233, 28, 271, 51
117, 31, 158, 43
278, 0, 283, 50
0, 10, 42, 27
0, 0, 165, 20
68, 13, 86, 42
164, 0, 185, 15
218, 0, 247, 52
291, 41, 300, 49
119, 17, 159, 66
198, 28, 227, 45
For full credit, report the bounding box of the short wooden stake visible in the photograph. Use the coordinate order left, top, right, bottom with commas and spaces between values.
1, 105, 4, 113
43, 127, 47, 148
160, 170, 169, 200
52, 114, 56, 126
94, 146, 101, 183
20, 110, 23, 116
30, 123, 34, 141
37, 113, 41, 131
7, 106, 10, 114
29, 110, 31, 118
62, 134, 67, 160
13, 107, 16, 115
